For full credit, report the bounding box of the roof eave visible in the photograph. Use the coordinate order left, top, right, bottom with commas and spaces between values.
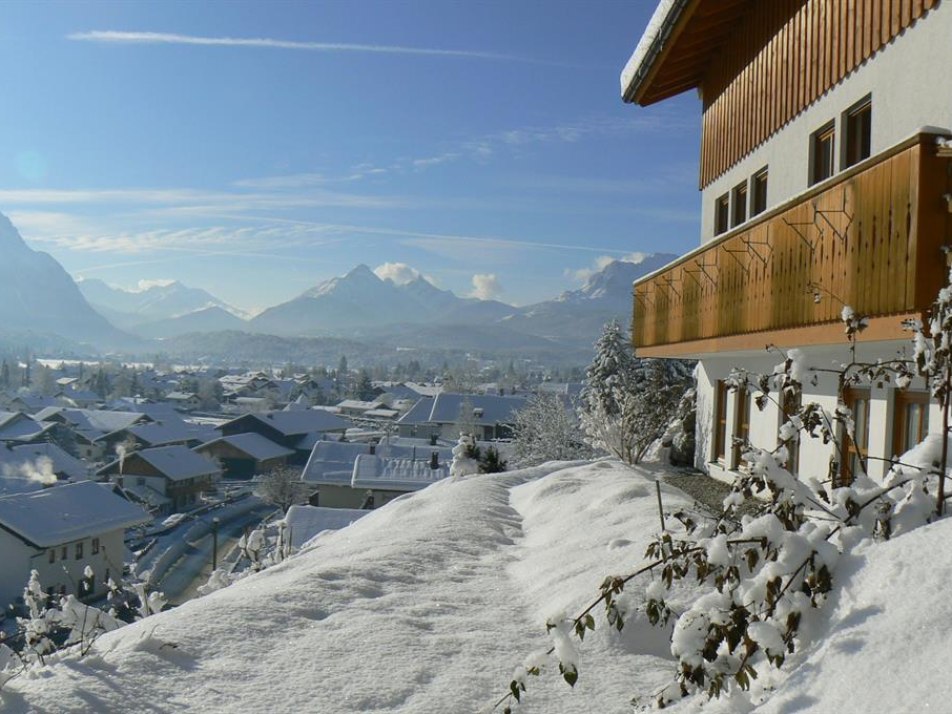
621, 0, 696, 105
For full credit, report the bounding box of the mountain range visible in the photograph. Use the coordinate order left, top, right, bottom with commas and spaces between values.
1, 210, 675, 357
78, 278, 246, 331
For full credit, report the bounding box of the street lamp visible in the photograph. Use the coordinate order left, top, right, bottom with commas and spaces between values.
212, 517, 220, 570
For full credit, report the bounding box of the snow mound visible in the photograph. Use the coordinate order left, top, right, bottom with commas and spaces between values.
8, 460, 952, 712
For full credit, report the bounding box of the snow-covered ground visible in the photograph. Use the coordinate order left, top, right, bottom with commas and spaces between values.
3, 460, 952, 711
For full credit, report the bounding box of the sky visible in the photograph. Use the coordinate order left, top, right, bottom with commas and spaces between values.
0, 0, 702, 313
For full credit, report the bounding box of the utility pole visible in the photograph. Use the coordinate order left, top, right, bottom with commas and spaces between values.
212, 517, 220, 570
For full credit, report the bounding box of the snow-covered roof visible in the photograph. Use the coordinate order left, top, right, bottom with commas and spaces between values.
336, 399, 381, 411
395, 397, 434, 426
363, 408, 400, 419
351, 454, 449, 491
425, 393, 527, 426
102, 445, 220, 481
620, 0, 684, 99
126, 421, 217, 447
0, 412, 49, 442
198, 433, 295, 462
0, 442, 88, 482
121, 482, 172, 509
37, 408, 148, 440
222, 410, 351, 437
283, 504, 367, 549
0, 480, 149, 547
301, 440, 453, 485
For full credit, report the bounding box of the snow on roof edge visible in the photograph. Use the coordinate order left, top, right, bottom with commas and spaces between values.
620, 0, 686, 100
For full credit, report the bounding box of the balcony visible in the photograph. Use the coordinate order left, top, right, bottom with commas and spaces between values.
633, 132, 952, 357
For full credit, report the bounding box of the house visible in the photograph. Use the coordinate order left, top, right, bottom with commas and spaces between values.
195, 433, 295, 479
395, 393, 527, 441
165, 391, 201, 412
0, 480, 149, 608
219, 410, 351, 464
98, 445, 221, 514
350, 453, 450, 509
623, 1, 951, 483
301, 439, 454, 508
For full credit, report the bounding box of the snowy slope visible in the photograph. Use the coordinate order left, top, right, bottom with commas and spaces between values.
8, 461, 951, 713
4, 461, 691, 712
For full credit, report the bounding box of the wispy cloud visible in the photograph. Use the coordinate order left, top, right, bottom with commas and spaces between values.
67, 30, 543, 63
0, 186, 410, 214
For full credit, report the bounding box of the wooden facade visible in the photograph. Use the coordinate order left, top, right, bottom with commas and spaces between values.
699, 0, 939, 187
633, 133, 952, 356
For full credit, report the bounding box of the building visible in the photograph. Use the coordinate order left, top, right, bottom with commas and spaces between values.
195, 433, 295, 479
219, 410, 351, 464
395, 393, 527, 441
623, 1, 950, 483
301, 439, 453, 508
0, 481, 149, 608
98, 445, 221, 513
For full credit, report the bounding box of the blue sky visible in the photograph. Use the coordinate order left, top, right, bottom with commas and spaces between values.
0, 0, 701, 312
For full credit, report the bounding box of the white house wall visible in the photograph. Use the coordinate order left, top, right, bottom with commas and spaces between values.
0, 529, 127, 609
695, 341, 938, 484
699, 2, 952, 242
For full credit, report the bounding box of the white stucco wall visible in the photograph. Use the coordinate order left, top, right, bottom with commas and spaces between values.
699, 2, 952, 242
695, 341, 939, 485
0, 529, 127, 609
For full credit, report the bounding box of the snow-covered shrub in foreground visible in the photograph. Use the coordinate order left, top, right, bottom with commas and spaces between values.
496, 269, 952, 712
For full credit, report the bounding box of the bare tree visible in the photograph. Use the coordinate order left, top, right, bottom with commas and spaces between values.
255, 467, 310, 513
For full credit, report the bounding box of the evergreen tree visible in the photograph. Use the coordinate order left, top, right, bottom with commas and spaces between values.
579, 321, 692, 464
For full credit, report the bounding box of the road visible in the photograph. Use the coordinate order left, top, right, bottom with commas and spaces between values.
154, 503, 278, 606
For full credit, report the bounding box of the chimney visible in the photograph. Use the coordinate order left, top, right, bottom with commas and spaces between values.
429, 433, 437, 446
369, 442, 376, 455
430, 451, 439, 470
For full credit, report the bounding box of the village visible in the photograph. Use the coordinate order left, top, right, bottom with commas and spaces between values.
0, 357, 563, 620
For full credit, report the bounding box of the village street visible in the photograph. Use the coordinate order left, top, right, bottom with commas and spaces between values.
135, 496, 279, 606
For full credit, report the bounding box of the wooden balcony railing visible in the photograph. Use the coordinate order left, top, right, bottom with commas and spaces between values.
633, 132, 952, 357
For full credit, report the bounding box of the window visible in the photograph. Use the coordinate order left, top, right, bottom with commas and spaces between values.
75, 541, 84, 560
893, 391, 929, 459
810, 121, 836, 185
714, 381, 729, 461
780, 388, 801, 473
733, 387, 751, 469
714, 194, 730, 235
840, 389, 871, 486
751, 168, 768, 216
843, 97, 872, 168
92, 537, 100, 555
48, 549, 56, 564
61, 546, 67, 560
731, 182, 748, 227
